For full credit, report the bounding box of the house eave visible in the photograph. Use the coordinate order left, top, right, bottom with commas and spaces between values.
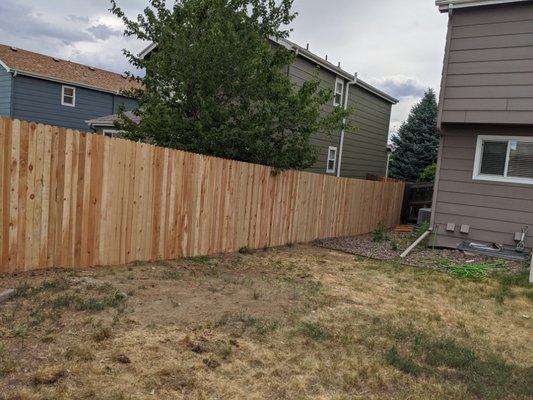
139, 39, 399, 105
0, 59, 10, 72
138, 42, 158, 59
355, 79, 399, 105
436, 0, 531, 12
1, 65, 133, 96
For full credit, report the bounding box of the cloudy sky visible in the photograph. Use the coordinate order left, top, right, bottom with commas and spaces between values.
0, 0, 448, 137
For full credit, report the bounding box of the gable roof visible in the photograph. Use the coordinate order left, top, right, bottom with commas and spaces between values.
436, 0, 532, 12
138, 38, 399, 105
86, 111, 141, 128
0, 44, 141, 94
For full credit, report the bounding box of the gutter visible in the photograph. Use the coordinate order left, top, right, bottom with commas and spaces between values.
139, 39, 399, 105
6, 68, 132, 97
436, 0, 530, 12
337, 73, 358, 178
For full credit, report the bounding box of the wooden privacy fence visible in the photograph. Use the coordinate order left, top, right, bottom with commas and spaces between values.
0, 118, 405, 274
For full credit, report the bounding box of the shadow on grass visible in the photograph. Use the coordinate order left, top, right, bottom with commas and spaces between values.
386, 331, 533, 400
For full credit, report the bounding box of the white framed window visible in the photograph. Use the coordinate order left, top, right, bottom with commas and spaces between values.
473, 135, 533, 184
61, 85, 76, 107
102, 129, 117, 138
326, 146, 337, 173
333, 77, 344, 106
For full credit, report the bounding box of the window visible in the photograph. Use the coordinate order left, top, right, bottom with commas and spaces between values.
333, 78, 344, 106
61, 85, 76, 107
473, 135, 533, 184
326, 146, 337, 173
102, 129, 117, 138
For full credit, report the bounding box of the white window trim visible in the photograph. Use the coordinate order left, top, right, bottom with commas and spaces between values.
473, 134, 533, 185
61, 85, 76, 107
102, 129, 117, 138
326, 146, 337, 174
333, 77, 344, 106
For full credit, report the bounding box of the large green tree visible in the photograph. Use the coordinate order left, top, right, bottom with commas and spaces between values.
389, 89, 439, 181
111, 0, 347, 170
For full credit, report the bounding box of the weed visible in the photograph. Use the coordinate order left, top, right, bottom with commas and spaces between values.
390, 240, 399, 251
413, 221, 430, 238
385, 330, 533, 400
385, 346, 422, 375
239, 246, 256, 255
12, 325, 28, 349
298, 321, 331, 341
449, 264, 490, 280
187, 255, 214, 265
449, 261, 506, 281
492, 270, 531, 304
0, 343, 15, 377
162, 270, 181, 280
92, 325, 112, 342
14, 282, 32, 298
372, 221, 389, 243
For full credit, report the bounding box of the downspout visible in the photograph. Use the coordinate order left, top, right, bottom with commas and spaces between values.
10, 70, 17, 117
337, 72, 358, 177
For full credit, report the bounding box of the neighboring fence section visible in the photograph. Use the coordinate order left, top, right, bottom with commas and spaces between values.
0, 118, 405, 274
401, 182, 434, 224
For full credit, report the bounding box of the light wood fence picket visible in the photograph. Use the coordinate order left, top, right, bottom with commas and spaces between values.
0, 117, 404, 273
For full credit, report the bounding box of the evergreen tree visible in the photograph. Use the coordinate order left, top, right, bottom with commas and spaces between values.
389, 89, 439, 181
110, 0, 348, 171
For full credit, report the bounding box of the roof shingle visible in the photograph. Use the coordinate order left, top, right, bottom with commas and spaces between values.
0, 43, 141, 93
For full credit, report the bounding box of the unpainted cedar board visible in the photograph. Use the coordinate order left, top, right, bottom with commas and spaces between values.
0, 117, 405, 273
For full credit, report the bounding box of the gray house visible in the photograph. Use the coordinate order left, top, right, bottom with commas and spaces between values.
432, 0, 533, 250
0, 44, 138, 131
139, 38, 399, 179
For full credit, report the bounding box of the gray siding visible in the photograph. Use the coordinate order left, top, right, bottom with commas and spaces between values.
341, 85, 392, 179
11, 75, 137, 131
288, 56, 343, 175
0, 67, 11, 116
433, 125, 533, 250
440, 2, 533, 125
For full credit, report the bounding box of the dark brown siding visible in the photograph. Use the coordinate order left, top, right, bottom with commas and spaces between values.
433, 125, 533, 250
440, 2, 533, 125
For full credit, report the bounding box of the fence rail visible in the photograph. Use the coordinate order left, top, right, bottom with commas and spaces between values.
0, 118, 405, 274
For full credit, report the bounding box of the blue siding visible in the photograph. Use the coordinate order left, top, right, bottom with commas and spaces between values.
11, 75, 137, 131
0, 67, 12, 116
113, 96, 138, 114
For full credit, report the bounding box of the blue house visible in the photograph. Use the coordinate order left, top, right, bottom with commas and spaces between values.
0, 44, 139, 132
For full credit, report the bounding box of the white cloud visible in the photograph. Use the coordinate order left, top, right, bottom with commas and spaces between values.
87, 24, 122, 41
368, 75, 428, 100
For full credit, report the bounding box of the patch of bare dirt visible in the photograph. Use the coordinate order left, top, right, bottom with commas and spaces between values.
0, 244, 531, 400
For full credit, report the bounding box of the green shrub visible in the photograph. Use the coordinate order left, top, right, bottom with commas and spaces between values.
418, 163, 437, 182
372, 221, 389, 243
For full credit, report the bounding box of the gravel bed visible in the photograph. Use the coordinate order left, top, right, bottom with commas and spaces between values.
315, 231, 527, 271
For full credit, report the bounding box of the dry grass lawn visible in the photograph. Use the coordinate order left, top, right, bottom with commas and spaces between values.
0, 244, 531, 400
